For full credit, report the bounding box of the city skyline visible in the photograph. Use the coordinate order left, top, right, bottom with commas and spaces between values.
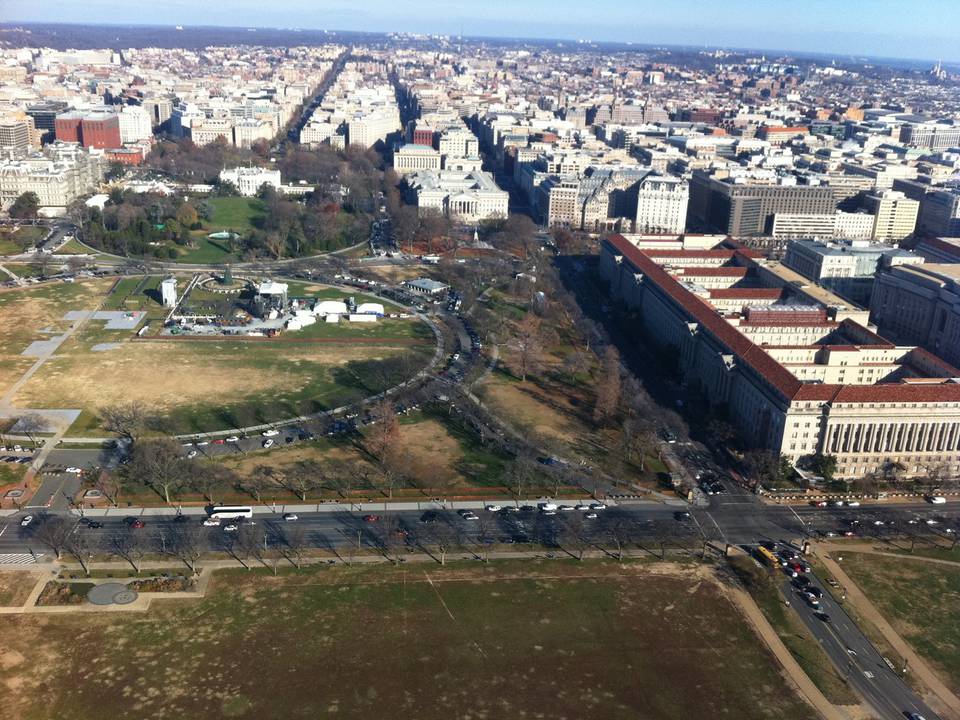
3, 0, 959, 64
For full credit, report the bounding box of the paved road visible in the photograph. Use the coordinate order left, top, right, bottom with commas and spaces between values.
783, 567, 940, 720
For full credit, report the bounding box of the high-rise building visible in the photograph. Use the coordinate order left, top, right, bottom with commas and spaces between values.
918, 187, 960, 238
864, 190, 919, 243
0, 115, 34, 151
117, 106, 153, 144
54, 111, 122, 149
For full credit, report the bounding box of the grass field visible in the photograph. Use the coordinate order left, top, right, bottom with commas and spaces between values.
0, 571, 37, 606
0, 277, 433, 435
0, 226, 47, 255
0, 279, 113, 396
175, 237, 240, 264
0, 561, 812, 720
19, 339, 432, 435
52, 238, 93, 255
840, 552, 960, 694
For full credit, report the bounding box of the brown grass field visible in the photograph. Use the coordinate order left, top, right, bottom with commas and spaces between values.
0, 560, 812, 720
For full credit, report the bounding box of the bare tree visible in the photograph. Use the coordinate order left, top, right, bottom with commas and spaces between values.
93, 468, 123, 507
168, 523, 205, 574
593, 346, 622, 424
606, 517, 636, 562
365, 398, 400, 464
99, 401, 149, 442
510, 313, 543, 382
506, 457, 537, 500
111, 528, 147, 573
423, 522, 457, 565
65, 530, 94, 576
281, 524, 308, 568
282, 460, 323, 501
237, 524, 266, 569
33, 514, 72, 560
15, 413, 48, 446
559, 514, 589, 560
123, 437, 189, 504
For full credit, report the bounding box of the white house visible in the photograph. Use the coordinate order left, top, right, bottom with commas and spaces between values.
219, 166, 282, 197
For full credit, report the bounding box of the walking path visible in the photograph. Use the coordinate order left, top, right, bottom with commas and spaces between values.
815, 546, 960, 719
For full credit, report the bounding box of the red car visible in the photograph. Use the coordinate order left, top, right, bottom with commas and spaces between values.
212, 439, 226, 445
363, 514, 381, 522
129, 519, 145, 529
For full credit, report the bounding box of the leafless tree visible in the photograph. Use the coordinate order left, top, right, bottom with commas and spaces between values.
65, 530, 94, 576
559, 514, 589, 561
123, 437, 189, 504
15, 413, 47, 446
168, 523, 205, 574
593, 346, 622, 424
510, 313, 543, 382
606, 517, 636, 562
506, 457, 537, 500
111, 528, 147, 573
93, 468, 122, 507
99, 401, 149, 442
33, 514, 72, 560
366, 398, 400, 464
281, 524, 308, 568
237, 524, 266, 569
423, 522, 457, 565
282, 460, 323, 501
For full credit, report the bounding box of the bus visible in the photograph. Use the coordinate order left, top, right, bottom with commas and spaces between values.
756, 545, 780, 569
208, 505, 254, 520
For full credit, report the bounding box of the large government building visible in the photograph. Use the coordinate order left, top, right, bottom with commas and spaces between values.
600, 233, 960, 480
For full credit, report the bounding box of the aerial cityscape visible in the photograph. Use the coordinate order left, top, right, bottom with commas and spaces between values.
0, 4, 959, 719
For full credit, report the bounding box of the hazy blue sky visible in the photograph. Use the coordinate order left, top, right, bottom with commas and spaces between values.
3, 0, 957, 62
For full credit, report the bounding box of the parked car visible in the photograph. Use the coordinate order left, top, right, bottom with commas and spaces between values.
363, 514, 381, 522
129, 519, 145, 529
222, 524, 238, 532
203, 518, 221, 527
187, 450, 198, 458
485, 505, 502, 512
283, 513, 298, 521
225, 436, 240, 443
262, 429, 280, 437
19, 515, 33, 527
419, 511, 439, 524
64, 467, 83, 474
262, 439, 274, 448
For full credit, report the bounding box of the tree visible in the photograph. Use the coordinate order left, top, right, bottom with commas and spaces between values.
808, 454, 838, 484
606, 517, 636, 562
366, 398, 400, 464
191, 464, 234, 503
9, 192, 39, 219
282, 460, 323, 501
593, 346, 622, 424
506, 457, 537, 500
123, 437, 189, 504
93, 468, 123, 507
33, 514, 72, 560
111, 528, 147, 573
99, 401, 148, 442
168, 523, 205, 574
510, 313, 543, 382
236, 524, 266, 568
281, 524, 309, 568
621, 416, 657, 470
743, 449, 790, 490
559, 513, 590, 560
65, 529, 95, 576
175, 202, 199, 228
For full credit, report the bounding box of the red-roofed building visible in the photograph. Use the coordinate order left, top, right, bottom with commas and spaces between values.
600, 233, 960, 480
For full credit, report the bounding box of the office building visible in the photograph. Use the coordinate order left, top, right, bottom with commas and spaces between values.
406, 169, 508, 223
864, 190, 919, 243
918, 187, 960, 238
635, 174, 689, 234
601, 234, 960, 479
870, 263, 960, 369
392, 144, 442, 175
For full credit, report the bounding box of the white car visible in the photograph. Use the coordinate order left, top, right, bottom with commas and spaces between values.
65, 467, 83, 474
485, 505, 502, 512
558, 505, 575, 512
926, 519, 939, 525
225, 436, 240, 443
283, 513, 298, 521
19, 515, 33, 527
12, 445, 23, 452
222, 523, 239, 532
262, 429, 280, 437
927, 496, 947, 505
575, 503, 592, 511
203, 518, 221, 526
195, 441, 209, 447
590, 503, 607, 510
187, 450, 198, 458
584, 512, 598, 519
262, 439, 274, 449
846, 501, 860, 507
462, 513, 479, 521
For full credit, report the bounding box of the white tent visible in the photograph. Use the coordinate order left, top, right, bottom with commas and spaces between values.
355, 302, 385, 316
314, 300, 349, 316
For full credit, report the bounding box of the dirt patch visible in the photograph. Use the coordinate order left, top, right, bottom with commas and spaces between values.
0, 571, 39, 606
35, 582, 93, 606
395, 418, 465, 486
479, 376, 579, 442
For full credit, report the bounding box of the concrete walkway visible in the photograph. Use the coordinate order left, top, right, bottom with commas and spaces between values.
816, 548, 960, 719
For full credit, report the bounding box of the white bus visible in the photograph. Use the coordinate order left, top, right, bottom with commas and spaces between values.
208, 505, 254, 520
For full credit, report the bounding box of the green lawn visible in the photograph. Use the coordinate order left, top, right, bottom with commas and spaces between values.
206, 196, 266, 232
174, 236, 241, 264
0, 561, 812, 720
0, 226, 47, 255
841, 552, 960, 694
53, 238, 94, 255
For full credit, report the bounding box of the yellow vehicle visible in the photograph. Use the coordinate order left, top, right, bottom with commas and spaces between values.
756, 545, 779, 568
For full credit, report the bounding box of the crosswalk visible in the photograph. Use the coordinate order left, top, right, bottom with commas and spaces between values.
0, 552, 43, 565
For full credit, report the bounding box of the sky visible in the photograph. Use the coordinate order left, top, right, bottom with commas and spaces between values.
3, 0, 958, 63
